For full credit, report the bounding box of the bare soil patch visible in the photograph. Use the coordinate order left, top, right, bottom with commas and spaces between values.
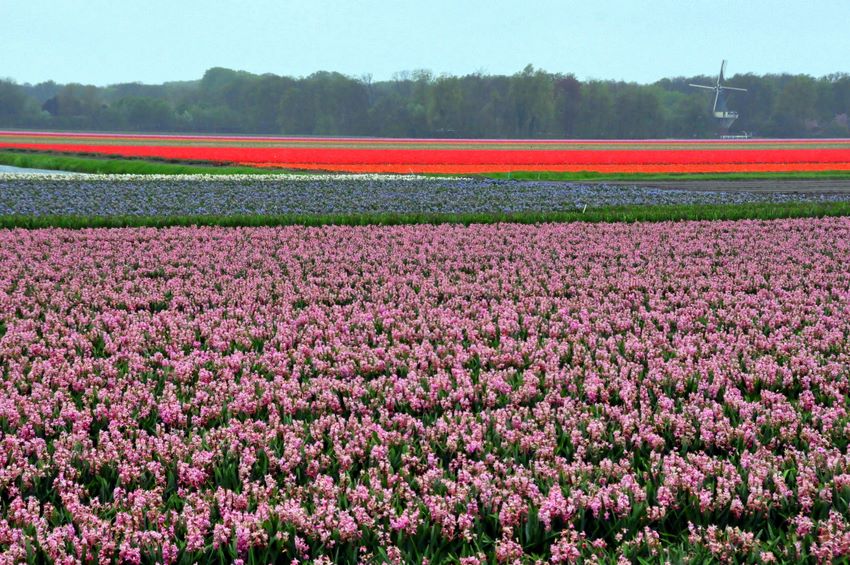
608, 179, 850, 193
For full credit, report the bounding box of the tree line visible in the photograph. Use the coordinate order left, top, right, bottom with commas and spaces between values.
1, 65, 849, 138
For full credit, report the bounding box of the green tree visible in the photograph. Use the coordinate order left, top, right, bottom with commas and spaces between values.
770, 75, 818, 135
574, 81, 614, 138
0, 80, 28, 124
508, 65, 556, 137
1, 66, 849, 138
116, 97, 175, 131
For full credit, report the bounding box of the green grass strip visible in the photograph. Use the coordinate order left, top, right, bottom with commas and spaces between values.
3, 201, 850, 229
0, 151, 277, 175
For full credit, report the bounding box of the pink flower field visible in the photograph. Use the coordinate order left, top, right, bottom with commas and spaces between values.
2, 220, 850, 563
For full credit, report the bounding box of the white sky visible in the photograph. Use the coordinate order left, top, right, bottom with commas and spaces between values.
2, 0, 848, 85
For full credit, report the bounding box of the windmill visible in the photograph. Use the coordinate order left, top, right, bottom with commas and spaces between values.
690, 60, 747, 131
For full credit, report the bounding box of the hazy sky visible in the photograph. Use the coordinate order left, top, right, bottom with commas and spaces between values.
3, 0, 848, 86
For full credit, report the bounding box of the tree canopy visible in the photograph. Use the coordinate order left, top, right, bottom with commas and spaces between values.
1, 66, 848, 138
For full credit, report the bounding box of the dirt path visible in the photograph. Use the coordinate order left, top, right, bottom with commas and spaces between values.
0, 165, 78, 175
605, 179, 850, 193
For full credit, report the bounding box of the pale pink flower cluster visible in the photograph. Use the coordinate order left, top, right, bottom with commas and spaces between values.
0, 219, 849, 561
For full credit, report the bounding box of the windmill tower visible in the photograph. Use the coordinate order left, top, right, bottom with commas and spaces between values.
690, 60, 747, 131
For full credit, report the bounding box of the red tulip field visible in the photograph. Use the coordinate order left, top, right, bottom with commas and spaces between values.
3, 131, 850, 174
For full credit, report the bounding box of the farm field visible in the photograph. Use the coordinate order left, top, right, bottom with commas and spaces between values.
2, 220, 850, 563
6, 0, 850, 561
2, 131, 850, 563
4, 173, 850, 219
3, 131, 850, 174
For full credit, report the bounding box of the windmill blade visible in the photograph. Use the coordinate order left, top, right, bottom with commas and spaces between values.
695, 60, 746, 131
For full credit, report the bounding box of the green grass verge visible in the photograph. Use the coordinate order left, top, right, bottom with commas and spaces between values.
481, 170, 850, 182
2, 201, 850, 229
0, 151, 277, 175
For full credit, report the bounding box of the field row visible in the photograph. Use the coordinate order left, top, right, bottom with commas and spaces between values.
3, 133, 850, 174
1, 220, 849, 562
3, 174, 850, 218
5, 131, 850, 149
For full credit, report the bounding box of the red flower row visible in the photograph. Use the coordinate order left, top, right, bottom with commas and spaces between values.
3, 137, 850, 173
